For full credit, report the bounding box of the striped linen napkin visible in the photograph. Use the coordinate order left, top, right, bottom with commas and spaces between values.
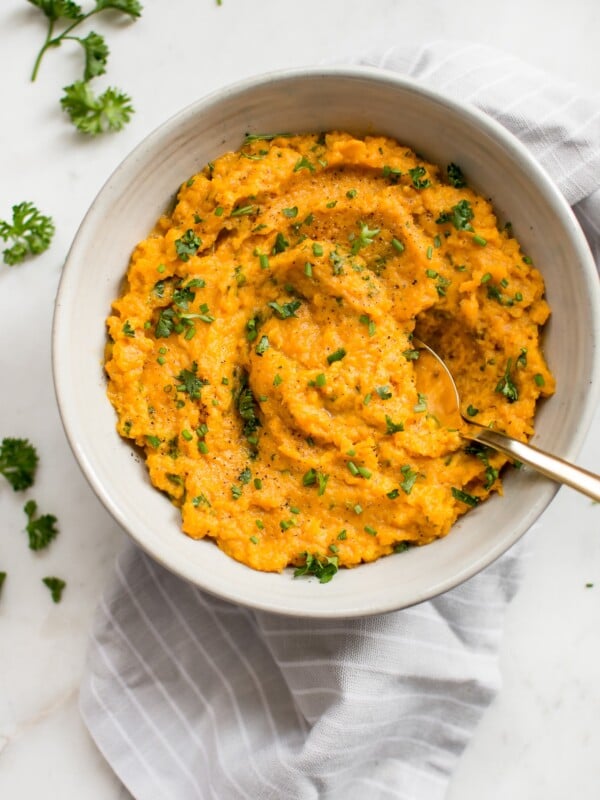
80, 42, 600, 800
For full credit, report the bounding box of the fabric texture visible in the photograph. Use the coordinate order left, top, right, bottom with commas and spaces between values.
80, 41, 600, 800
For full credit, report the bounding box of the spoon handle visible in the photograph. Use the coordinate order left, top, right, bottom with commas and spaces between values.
468, 427, 600, 503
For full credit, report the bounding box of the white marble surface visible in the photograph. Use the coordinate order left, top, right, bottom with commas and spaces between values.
1, 0, 599, 797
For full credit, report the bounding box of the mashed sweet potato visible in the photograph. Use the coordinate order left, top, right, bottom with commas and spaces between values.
105, 132, 554, 574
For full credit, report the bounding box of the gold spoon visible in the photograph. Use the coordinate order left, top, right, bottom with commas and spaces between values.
413, 339, 600, 502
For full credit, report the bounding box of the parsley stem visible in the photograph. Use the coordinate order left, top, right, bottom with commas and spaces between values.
31, 9, 102, 82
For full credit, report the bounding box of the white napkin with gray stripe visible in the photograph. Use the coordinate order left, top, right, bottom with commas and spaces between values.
80, 42, 600, 800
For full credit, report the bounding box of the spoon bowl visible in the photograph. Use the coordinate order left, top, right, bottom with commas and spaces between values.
413, 339, 600, 502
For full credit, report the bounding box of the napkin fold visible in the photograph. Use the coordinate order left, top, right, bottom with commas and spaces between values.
80, 42, 600, 800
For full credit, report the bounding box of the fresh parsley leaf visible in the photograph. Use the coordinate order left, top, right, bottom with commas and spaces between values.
272, 232, 289, 253
236, 373, 261, 449
495, 358, 519, 403
350, 221, 380, 255
385, 415, 404, 434
447, 163, 467, 188
28, 0, 83, 21
24, 499, 59, 551
61, 81, 134, 135
175, 362, 206, 400
268, 299, 301, 319
255, 335, 270, 356
0, 438, 39, 491
436, 199, 474, 231
79, 31, 109, 80
400, 464, 418, 494
42, 576, 66, 603
409, 166, 431, 189
93, 0, 143, 17
174, 229, 202, 261
451, 487, 480, 507
0, 202, 55, 266
294, 552, 338, 584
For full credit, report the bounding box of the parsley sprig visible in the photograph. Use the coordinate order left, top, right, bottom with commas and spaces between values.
28, 0, 142, 134
0, 438, 39, 490
24, 499, 59, 551
0, 202, 55, 266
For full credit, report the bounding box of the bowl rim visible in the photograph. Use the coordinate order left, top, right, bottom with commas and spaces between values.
52, 64, 600, 617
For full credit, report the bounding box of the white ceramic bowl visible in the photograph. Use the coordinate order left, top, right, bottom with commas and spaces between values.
53, 67, 600, 618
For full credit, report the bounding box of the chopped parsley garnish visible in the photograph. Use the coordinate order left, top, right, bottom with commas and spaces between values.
273, 232, 289, 253
23, 499, 59, 551
403, 349, 419, 361
42, 576, 66, 603
175, 362, 206, 400
0, 201, 55, 266
312, 243, 324, 257
146, 435, 161, 449
230, 204, 257, 217
280, 519, 295, 531
268, 299, 302, 319
385, 415, 404, 434
473, 234, 487, 247
495, 358, 519, 403
294, 156, 315, 173
346, 189, 358, 199
255, 335, 270, 356
192, 493, 211, 508
236, 373, 261, 449
534, 373, 545, 387
327, 348, 346, 365
447, 163, 467, 188
239, 467, 252, 484
350, 221, 381, 255
0, 438, 39, 491
382, 165, 402, 183
451, 487, 480, 507
436, 199, 474, 231
413, 392, 427, 412
466, 405, 479, 417
282, 206, 298, 218
302, 468, 329, 496
408, 166, 431, 189
376, 385, 392, 400
293, 552, 338, 584
359, 314, 376, 336
242, 132, 291, 144
364, 525, 377, 536
175, 229, 202, 261
273, 373, 283, 387
231, 485, 243, 500
122, 320, 135, 337
246, 314, 261, 342
391, 237, 405, 253
400, 465, 418, 494
386, 489, 400, 500
394, 541, 411, 553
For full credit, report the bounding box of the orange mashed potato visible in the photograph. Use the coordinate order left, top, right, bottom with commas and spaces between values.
105, 132, 554, 573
